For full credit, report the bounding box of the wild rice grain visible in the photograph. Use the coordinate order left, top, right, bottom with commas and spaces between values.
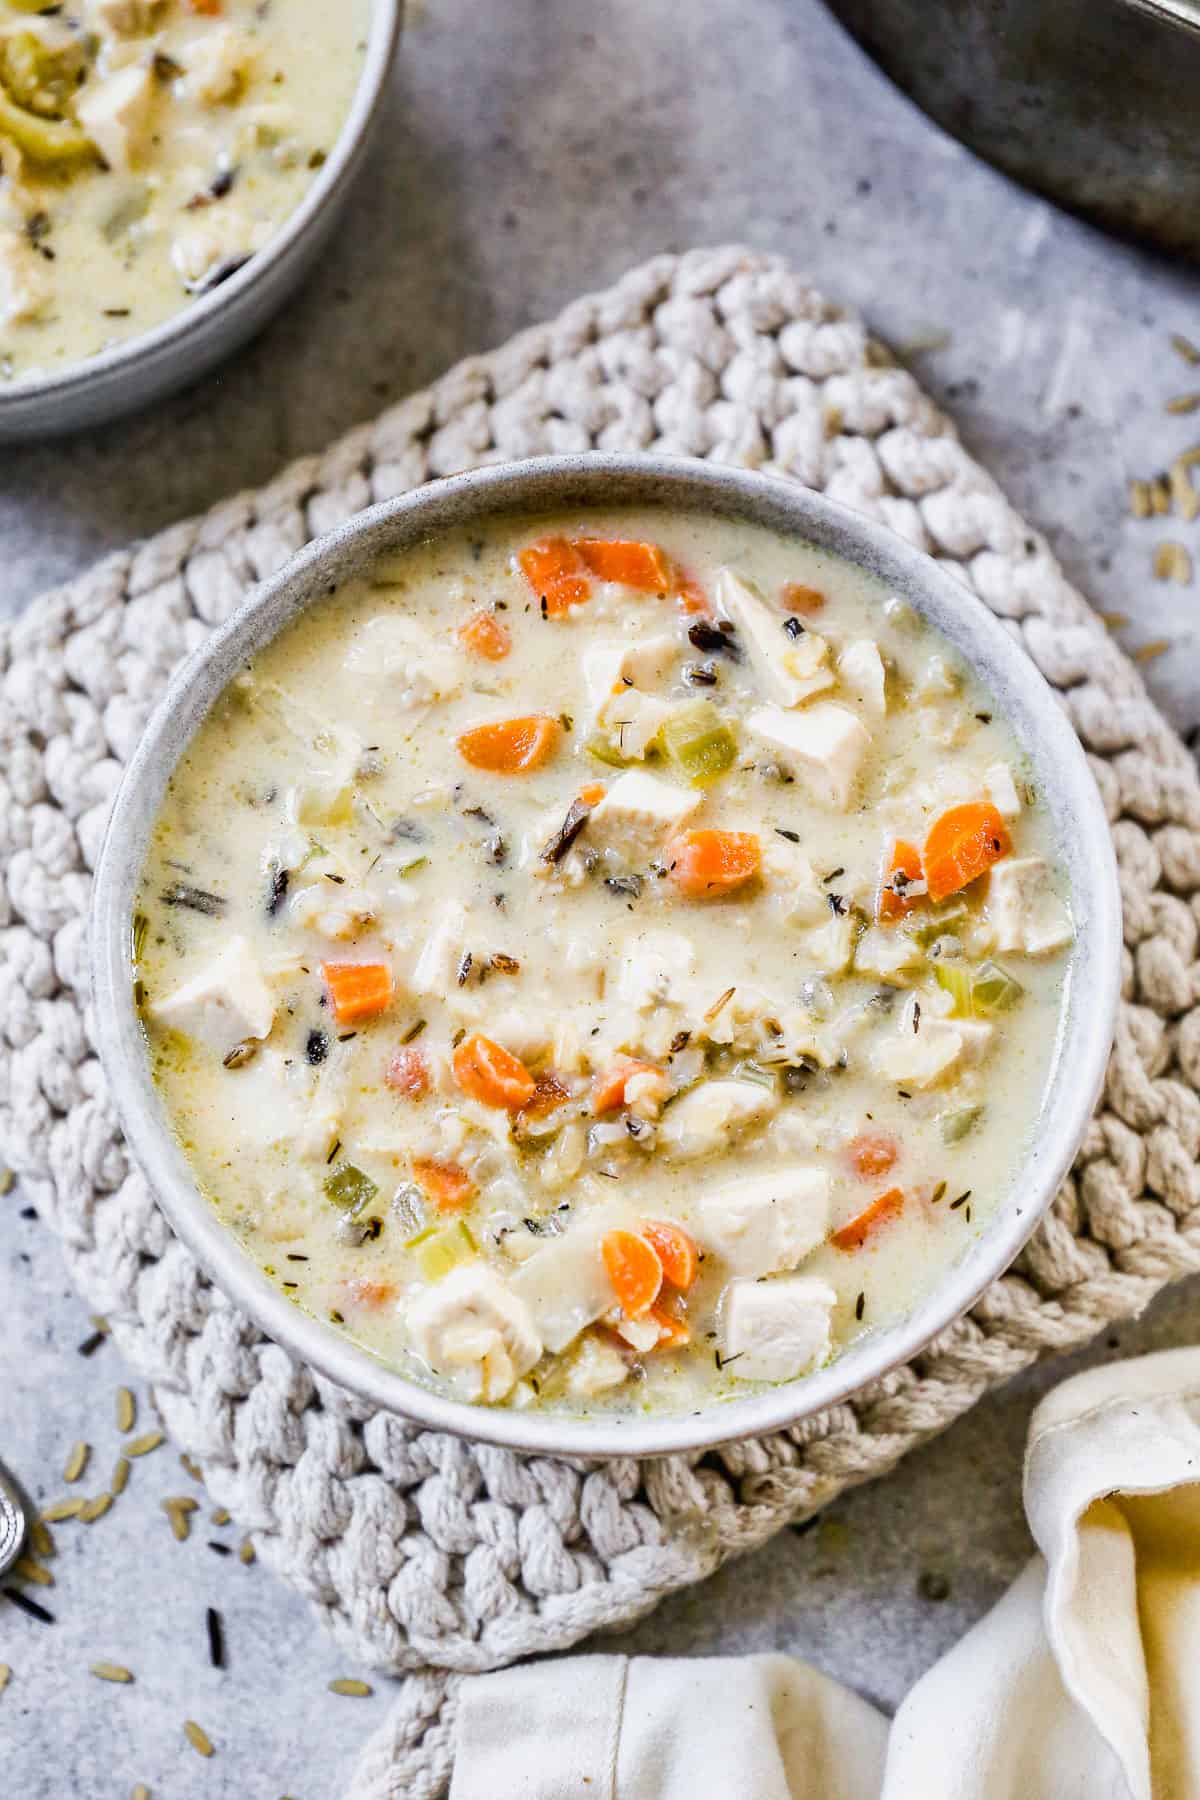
1153, 540, 1192, 584
1171, 331, 1200, 364
116, 1389, 136, 1434
1129, 478, 1151, 518
1167, 392, 1200, 414
63, 1442, 90, 1484
1134, 638, 1173, 662
206, 1606, 224, 1669
238, 1537, 255, 1565
90, 1662, 134, 1683
29, 1521, 54, 1560
124, 1432, 164, 1458
0, 1664, 10, 1694
184, 1719, 214, 1758
0, 1168, 12, 1195
111, 1458, 130, 1496
210, 1507, 230, 1526
180, 1453, 202, 1481
329, 1678, 373, 1697
79, 1493, 113, 1523
2, 1587, 54, 1623
162, 1498, 198, 1542
12, 1558, 53, 1588
131, 1787, 149, 1799
40, 1499, 83, 1523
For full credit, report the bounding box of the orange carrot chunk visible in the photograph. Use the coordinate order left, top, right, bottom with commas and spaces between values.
878, 839, 925, 922
578, 781, 607, 807
412, 1159, 476, 1212
602, 1229, 663, 1318
457, 714, 560, 773
831, 1187, 905, 1252
782, 581, 826, 616
642, 1220, 699, 1290
575, 538, 672, 592
923, 802, 1012, 904
518, 538, 591, 616
847, 1131, 899, 1180
344, 1277, 396, 1308
322, 962, 394, 1027
452, 1032, 537, 1110
667, 830, 762, 898
458, 611, 511, 660
385, 1046, 431, 1099
675, 570, 711, 616
591, 1057, 659, 1115
647, 1301, 691, 1348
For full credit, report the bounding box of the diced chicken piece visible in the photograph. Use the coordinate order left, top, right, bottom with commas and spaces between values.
287, 881, 374, 940
511, 1209, 637, 1352
870, 1013, 992, 1089
660, 1079, 777, 1160
801, 913, 857, 975
771, 1109, 820, 1156
566, 1333, 630, 1398
594, 687, 670, 761
342, 616, 463, 711
587, 769, 700, 862
617, 928, 697, 1011
582, 635, 678, 711
613, 1314, 661, 1353
762, 839, 827, 926
720, 1275, 836, 1382
86, 0, 166, 33
984, 762, 1023, 820
406, 1266, 541, 1404
288, 776, 354, 827
150, 935, 275, 1055
172, 207, 266, 290
183, 25, 257, 104
296, 1106, 341, 1164
698, 1165, 830, 1276
76, 64, 156, 172
411, 904, 469, 996
854, 925, 923, 982
0, 229, 50, 328
838, 639, 887, 717
715, 569, 833, 708
747, 704, 870, 810
987, 856, 1073, 955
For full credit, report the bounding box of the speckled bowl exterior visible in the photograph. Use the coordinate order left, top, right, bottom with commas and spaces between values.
89, 455, 1123, 1458
0, 0, 402, 442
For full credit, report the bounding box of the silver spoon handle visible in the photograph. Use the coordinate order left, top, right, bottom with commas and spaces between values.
0, 1458, 28, 1576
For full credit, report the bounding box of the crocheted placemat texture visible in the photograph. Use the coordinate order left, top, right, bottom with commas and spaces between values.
3, 248, 1199, 1711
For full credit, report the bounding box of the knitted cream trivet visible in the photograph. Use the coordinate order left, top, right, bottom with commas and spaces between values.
3, 251, 1200, 1777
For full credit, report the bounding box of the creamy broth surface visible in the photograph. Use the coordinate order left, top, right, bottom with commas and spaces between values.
0, 0, 369, 381
137, 508, 1073, 1417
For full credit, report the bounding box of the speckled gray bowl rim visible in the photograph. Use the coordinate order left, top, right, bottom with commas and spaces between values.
0, 0, 401, 416
90, 454, 1122, 1458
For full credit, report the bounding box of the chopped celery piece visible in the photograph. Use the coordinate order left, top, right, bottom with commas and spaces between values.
414, 1220, 477, 1282
941, 1104, 984, 1144
0, 82, 94, 163
913, 903, 967, 945
933, 962, 973, 1015
398, 856, 428, 877
323, 1164, 378, 1214
971, 961, 1024, 1015
733, 1059, 777, 1090
661, 701, 738, 787
585, 732, 634, 769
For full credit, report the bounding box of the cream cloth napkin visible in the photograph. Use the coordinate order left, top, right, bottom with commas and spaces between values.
431, 1348, 1200, 1800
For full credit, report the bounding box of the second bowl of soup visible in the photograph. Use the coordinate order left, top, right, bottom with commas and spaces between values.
91, 456, 1121, 1456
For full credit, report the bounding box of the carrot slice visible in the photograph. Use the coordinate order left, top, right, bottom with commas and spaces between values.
923, 802, 1012, 904
667, 829, 762, 898
847, 1131, 899, 1180
457, 714, 560, 774
782, 581, 826, 615
647, 1301, 691, 1348
642, 1219, 699, 1290
344, 1277, 396, 1308
831, 1187, 905, 1252
321, 961, 394, 1027
457, 611, 511, 660
575, 538, 672, 592
385, 1046, 431, 1099
412, 1159, 476, 1212
878, 839, 924, 922
518, 538, 591, 616
452, 1032, 537, 1110
578, 781, 607, 807
675, 570, 711, 616
602, 1229, 663, 1318
591, 1057, 659, 1115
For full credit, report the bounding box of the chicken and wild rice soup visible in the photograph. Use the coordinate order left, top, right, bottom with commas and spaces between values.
0, 0, 369, 381
135, 509, 1074, 1417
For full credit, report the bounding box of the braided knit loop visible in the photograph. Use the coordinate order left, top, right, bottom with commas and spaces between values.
4, 248, 1199, 1685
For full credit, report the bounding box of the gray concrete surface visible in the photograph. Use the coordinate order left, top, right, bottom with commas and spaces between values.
3, 1, 1200, 1795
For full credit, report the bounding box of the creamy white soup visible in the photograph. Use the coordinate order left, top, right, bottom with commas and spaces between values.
0, 0, 369, 382
135, 507, 1074, 1417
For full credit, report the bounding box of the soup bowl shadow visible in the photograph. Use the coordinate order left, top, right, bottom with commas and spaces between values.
90, 455, 1122, 1459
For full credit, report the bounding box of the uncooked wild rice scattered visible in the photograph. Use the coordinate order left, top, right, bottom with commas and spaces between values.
211, 1508, 230, 1526
111, 1457, 130, 1496
1153, 540, 1193, 584
0, 1168, 12, 1196
79, 1493, 113, 1523
90, 1662, 134, 1684
1171, 331, 1200, 364
130, 1787, 149, 1800
238, 1537, 255, 1565
180, 1454, 202, 1482
40, 1498, 83, 1523
1167, 392, 1200, 414
1129, 478, 1152, 518
116, 1389, 136, 1434
329, 1678, 373, 1697
1134, 639, 1172, 663
124, 1432, 164, 1458
13, 1558, 53, 1588
63, 1442, 90, 1484
1152, 476, 1172, 514
184, 1719, 214, 1758
0, 1664, 10, 1695
29, 1521, 54, 1559
162, 1497, 199, 1542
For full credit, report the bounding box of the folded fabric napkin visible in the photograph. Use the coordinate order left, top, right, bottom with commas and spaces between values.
350, 1346, 1200, 1799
